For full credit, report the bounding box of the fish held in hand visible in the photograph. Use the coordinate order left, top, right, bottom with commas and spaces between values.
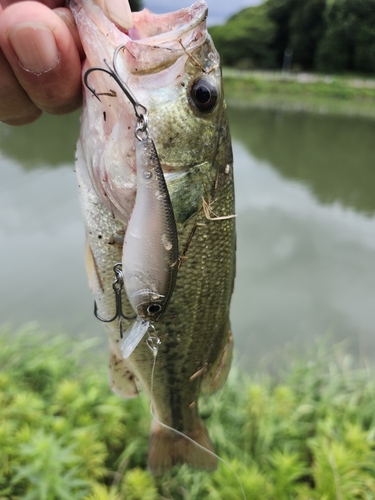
71, 0, 236, 475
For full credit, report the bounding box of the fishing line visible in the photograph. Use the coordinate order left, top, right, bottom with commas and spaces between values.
148, 342, 247, 500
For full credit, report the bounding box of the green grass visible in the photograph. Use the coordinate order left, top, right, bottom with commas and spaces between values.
223, 69, 375, 119
2, 324, 375, 499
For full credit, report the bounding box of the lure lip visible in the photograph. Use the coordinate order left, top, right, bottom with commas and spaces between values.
120, 317, 150, 359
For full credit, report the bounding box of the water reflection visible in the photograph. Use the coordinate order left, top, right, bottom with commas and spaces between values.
0, 113, 101, 337
228, 107, 375, 215
1, 107, 375, 370
0, 111, 80, 169
230, 106, 375, 369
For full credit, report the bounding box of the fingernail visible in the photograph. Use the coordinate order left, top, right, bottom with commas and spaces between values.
8, 23, 60, 75
104, 0, 133, 30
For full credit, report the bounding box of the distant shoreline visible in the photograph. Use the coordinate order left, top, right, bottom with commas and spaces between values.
223, 68, 375, 119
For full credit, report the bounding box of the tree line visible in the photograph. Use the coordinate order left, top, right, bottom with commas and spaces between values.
209, 0, 375, 74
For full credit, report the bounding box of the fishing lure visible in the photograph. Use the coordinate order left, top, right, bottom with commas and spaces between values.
85, 45, 179, 359
121, 135, 178, 357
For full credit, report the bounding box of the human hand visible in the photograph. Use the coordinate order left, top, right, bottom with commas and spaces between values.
0, 0, 132, 126
0, 0, 85, 125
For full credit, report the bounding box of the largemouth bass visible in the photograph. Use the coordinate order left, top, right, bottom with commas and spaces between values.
71, 0, 236, 475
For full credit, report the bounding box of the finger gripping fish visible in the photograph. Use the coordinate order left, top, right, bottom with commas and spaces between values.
71, 0, 236, 475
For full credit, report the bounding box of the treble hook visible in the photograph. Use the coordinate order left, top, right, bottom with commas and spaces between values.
94, 263, 136, 338
83, 44, 148, 139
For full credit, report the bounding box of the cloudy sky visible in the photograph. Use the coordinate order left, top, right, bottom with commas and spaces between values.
142, 0, 262, 26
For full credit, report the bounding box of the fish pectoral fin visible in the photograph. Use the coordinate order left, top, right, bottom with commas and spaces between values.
109, 347, 139, 398
84, 238, 103, 292
148, 418, 217, 476
201, 326, 233, 395
120, 319, 150, 359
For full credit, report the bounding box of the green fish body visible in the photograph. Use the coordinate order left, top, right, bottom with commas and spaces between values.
71, 0, 235, 474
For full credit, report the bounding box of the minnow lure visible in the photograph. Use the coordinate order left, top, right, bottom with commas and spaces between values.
84, 46, 178, 359
121, 137, 178, 358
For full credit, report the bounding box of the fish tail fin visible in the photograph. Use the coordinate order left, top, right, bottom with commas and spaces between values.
148, 418, 217, 475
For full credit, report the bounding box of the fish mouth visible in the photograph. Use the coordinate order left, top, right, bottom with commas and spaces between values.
117, 1, 209, 75
72, 0, 209, 75
128, 1, 208, 44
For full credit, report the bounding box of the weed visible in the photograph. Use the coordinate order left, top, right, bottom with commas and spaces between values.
2, 326, 375, 498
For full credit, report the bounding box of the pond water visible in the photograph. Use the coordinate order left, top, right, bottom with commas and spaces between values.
1, 105, 375, 371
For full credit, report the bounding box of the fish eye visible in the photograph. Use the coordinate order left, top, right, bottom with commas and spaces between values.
143, 170, 152, 180
147, 303, 162, 315
190, 78, 218, 112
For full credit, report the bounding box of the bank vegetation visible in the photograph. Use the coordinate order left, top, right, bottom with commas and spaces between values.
210, 0, 375, 75
2, 326, 375, 499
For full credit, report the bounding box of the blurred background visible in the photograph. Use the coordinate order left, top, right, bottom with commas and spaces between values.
1, 0, 375, 372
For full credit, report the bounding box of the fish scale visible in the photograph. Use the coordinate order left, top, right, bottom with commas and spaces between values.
71, 0, 236, 475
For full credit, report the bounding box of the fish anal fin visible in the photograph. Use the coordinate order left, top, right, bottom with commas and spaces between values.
201, 327, 233, 395
109, 348, 139, 398
148, 418, 217, 476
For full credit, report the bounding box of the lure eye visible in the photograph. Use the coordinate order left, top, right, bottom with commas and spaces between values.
147, 303, 162, 315
190, 79, 218, 112
143, 170, 152, 180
